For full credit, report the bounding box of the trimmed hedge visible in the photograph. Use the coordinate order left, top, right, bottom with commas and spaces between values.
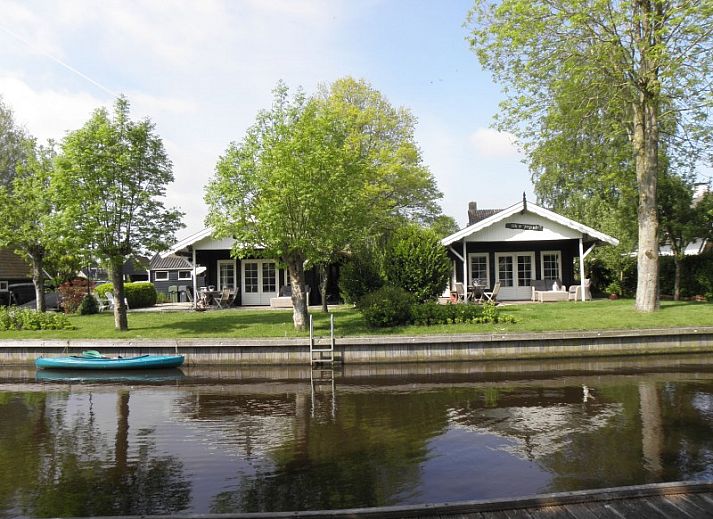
358, 285, 516, 328
410, 302, 515, 325
95, 282, 157, 309
359, 286, 415, 328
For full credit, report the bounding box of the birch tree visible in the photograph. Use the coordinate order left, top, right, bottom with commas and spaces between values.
468, 0, 713, 312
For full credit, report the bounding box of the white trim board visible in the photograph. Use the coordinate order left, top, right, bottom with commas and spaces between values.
442, 200, 619, 247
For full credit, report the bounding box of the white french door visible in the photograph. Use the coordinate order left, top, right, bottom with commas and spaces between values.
241, 260, 278, 305
495, 252, 535, 300
217, 260, 237, 291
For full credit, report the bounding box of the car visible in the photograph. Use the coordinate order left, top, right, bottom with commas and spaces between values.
6, 283, 61, 310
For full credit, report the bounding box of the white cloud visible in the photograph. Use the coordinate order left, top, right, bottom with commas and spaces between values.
0, 75, 102, 142
0, 3, 66, 58
468, 127, 521, 158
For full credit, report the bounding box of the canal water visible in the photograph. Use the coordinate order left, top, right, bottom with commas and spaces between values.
2, 355, 713, 518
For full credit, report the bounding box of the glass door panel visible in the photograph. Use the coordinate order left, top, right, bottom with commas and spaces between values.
498, 256, 514, 287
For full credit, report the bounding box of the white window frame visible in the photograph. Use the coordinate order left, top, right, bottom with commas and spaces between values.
155, 271, 169, 281
217, 259, 237, 290
0, 280, 7, 291
467, 253, 490, 287
540, 250, 562, 281
178, 270, 192, 280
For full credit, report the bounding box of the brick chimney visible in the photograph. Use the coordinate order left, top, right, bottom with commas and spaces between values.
468, 201, 478, 225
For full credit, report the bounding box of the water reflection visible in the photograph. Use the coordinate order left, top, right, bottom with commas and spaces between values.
2, 355, 713, 517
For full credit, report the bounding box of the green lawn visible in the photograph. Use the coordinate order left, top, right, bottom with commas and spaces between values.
1, 299, 712, 340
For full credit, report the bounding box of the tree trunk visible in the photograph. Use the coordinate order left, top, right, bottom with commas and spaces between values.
319, 263, 329, 313
673, 255, 682, 301
634, 101, 659, 312
632, 3, 660, 313
286, 253, 309, 330
110, 257, 129, 331
30, 251, 46, 312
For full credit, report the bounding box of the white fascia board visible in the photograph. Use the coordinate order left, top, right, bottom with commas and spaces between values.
527, 205, 619, 246
441, 201, 619, 247
160, 228, 213, 258
441, 201, 525, 246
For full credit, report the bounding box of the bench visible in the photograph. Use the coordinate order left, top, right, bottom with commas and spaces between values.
270, 286, 311, 308
532, 279, 569, 303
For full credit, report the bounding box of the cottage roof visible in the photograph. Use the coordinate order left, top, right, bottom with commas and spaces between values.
0, 248, 31, 280
150, 254, 194, 270
443, 199, 619, 247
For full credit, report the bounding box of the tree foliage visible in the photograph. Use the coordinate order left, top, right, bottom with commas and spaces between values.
0, 139, 74, 311
467, 0, 713, 312
383, 225, 451, 303
56, 96, 183, 330
0, 96, 27, 187
658, 175, 713, 299
205, 78, 443, 330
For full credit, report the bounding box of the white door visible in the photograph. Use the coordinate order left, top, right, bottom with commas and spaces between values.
241, 260, 278, 305
495, 252, 534, 300
217, 260, 237, 291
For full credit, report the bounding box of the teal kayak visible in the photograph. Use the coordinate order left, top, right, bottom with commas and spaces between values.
36, 350, 184, 370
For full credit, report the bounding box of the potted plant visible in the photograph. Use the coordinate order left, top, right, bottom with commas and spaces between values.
606, 280, 622, 300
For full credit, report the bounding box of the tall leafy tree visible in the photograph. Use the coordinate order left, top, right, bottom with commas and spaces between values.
467, 0, 713, 312
0, 139, 69, 311
206, 78, 443, 330
56, 96, 184, 330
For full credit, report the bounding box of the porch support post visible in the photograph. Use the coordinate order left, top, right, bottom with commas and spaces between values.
578, 238, 585, 302
462, 240, 468, 286
192, 247, 197, 310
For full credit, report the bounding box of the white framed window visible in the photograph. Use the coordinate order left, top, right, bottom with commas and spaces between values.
178, 270, 192, 280
0, 280, 7, 291
155, 271, 169, 281
541, 251, 562, 280
468, 253, 489, 287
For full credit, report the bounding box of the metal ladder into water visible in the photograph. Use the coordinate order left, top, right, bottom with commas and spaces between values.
309, 313, 337, 365
309, 313, 339, 418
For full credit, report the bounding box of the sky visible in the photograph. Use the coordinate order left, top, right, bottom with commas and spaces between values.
0, 0, 533, 239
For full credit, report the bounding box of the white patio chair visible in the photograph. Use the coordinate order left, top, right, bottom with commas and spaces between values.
483, 281, 501, 303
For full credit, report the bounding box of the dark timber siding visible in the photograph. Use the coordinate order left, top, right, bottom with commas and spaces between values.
449, 239, 580, 289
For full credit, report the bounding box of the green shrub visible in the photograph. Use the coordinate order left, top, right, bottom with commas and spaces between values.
410, 301, 515, 326
77, 294, 99, 315
383, 225, 451, 303
359, 286, 414, 328
339, 250, 383, 305
125, 282, 157, 308
0, 307, 74, 331
95, 282, 157, 309
95, 283, 113, 299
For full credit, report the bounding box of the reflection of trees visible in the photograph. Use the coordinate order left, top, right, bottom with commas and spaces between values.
206, 391, 452, 513
0, 391, 191, 518
0, 393, 48, 518
659, 383, 713, 481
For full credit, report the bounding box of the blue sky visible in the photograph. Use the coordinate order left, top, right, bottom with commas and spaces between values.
0, 0, 532, 238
